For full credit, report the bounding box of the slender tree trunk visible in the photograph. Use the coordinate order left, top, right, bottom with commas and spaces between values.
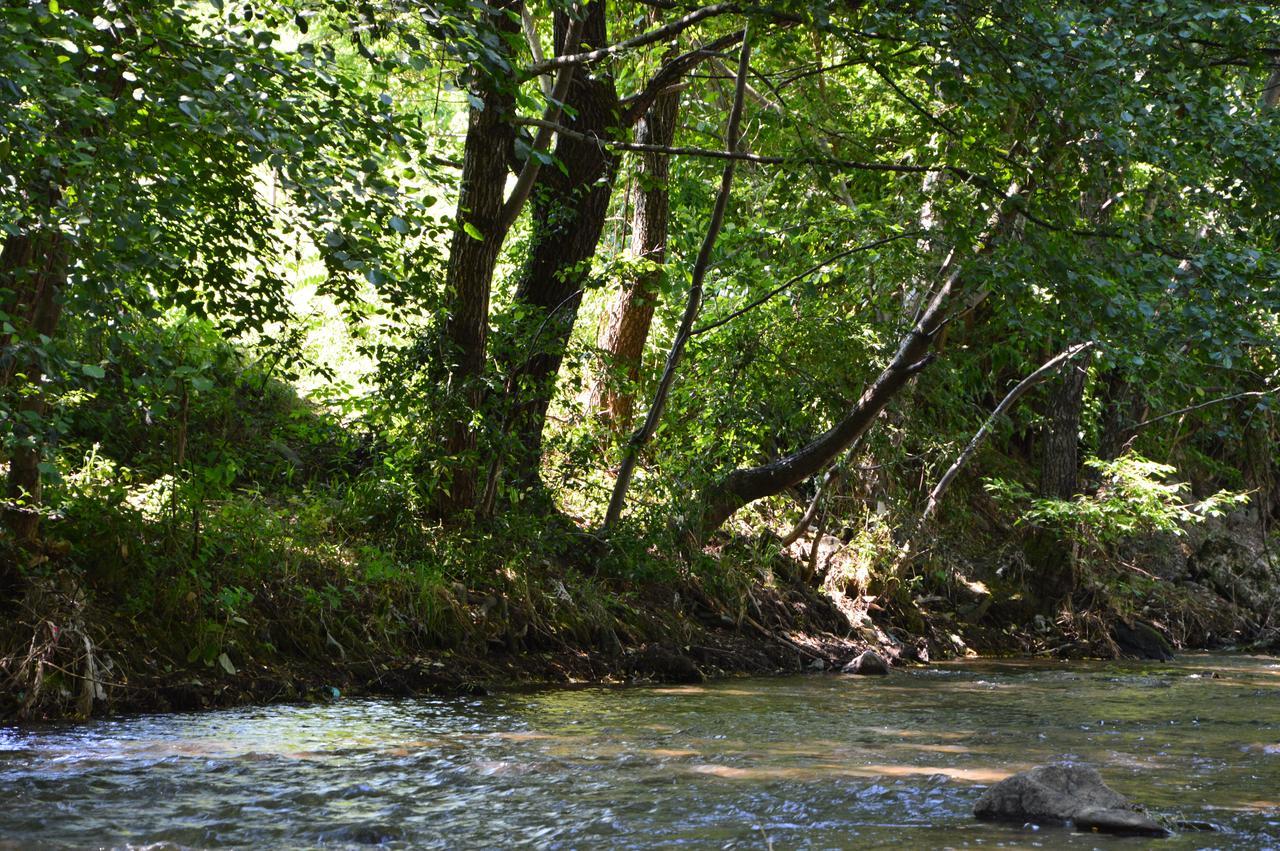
501, 1, 621, 493
2, 220, 67, 545
603, 28, 752, 529
0, 234, 34, 388
588, 85, 679, 431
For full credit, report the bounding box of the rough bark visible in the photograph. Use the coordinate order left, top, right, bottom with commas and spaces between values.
1038, 358, 1088, 500
1096, 367, 1147, 461
1028, 358, 1088, 608
502, 1, 621, 492
589, 85, 679, 430
435, 2, 523, 515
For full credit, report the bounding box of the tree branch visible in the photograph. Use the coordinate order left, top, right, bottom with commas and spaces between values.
917, 341, 1097, 525
1135, 386, 1279, 429
496, 14, 584, 236
523, 2, 738, 77
513, 117, 976, 178
691, 232, 923, 337
521, 4, 552, 97
621, 30, 746, 124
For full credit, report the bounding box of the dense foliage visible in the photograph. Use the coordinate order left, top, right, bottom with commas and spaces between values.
2, 0, 1278, 718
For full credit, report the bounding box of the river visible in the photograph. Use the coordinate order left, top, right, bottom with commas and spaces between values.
2, 654, 1278, 848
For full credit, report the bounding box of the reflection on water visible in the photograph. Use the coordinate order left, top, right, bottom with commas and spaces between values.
2, 654, 1279, 849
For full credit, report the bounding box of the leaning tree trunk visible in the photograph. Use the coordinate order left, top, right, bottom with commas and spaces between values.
692, 179, 1028, 543
500, 1, 621, 493
434, 1, 522, 515
695, 250, 969, 541
588, 85, 679, 431
603, 28, 753, 529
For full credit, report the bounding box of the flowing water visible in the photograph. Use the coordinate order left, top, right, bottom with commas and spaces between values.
2, 654, 1279, 849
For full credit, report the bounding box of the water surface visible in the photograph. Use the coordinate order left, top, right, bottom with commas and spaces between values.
2, 654, 1279, 849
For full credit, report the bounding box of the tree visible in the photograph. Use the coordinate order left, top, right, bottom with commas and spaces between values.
587, 11, 682, 431
1, 0, 426, 547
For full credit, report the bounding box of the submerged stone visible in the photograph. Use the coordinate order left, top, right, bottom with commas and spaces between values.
974, 764, 1167, 836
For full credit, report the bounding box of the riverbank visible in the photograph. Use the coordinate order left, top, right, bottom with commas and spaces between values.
4, 507, 1276, 721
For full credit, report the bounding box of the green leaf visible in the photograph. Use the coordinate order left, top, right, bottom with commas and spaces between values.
81, 363, 106, 379
389, 215, 409, 234
217, 653, 237, 675
463, 222, 483, 241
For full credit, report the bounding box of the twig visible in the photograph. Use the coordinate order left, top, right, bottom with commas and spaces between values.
692, 232, 922, 336
1135, 386, 1279, 429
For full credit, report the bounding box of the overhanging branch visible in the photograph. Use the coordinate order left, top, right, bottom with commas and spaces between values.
513, 117, 978, 179
522, 2, 738, 78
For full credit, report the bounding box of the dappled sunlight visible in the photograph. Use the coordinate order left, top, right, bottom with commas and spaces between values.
682, 762, 1018, 784
839, 764, 1018, 784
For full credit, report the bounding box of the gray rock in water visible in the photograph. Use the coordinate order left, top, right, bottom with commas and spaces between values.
974, 764, 1168, 837
1111, 619, 1175, 661
841, 650, 890, 675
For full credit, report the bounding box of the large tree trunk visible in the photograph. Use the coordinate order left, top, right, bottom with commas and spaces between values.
435, 2, 522, 515
588, 85, 679, 431
501, 1, 620, 492
1031, 362, 1087, 606
1038, 360, 1087, 499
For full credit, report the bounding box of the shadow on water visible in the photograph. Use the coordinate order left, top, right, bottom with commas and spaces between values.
1, 653, 1278, 849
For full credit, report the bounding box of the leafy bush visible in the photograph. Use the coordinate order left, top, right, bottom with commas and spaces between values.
985, 454, 1249, 547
